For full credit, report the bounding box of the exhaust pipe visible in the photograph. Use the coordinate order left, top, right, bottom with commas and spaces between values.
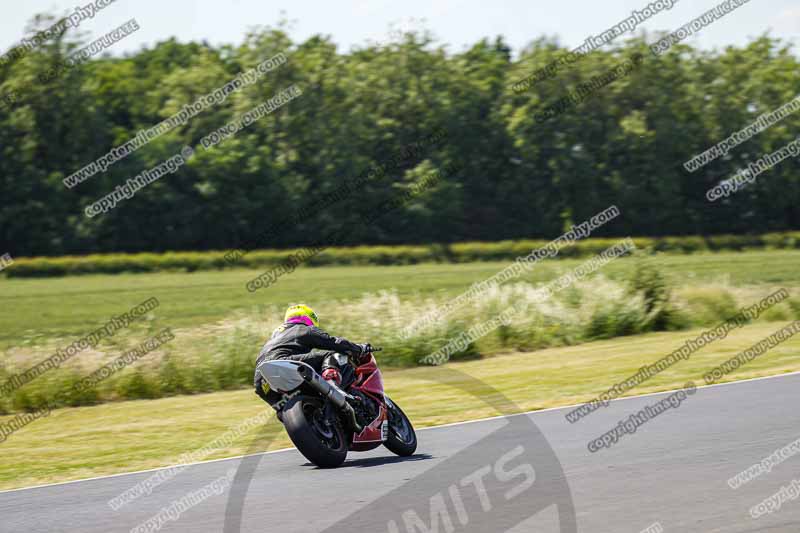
297, 366, 363, 433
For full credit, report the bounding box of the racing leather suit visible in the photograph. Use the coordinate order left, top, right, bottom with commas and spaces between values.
253, 322, 363, 405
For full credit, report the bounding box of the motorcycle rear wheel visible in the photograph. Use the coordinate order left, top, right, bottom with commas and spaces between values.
384, 397, 417, 457
284, 397, 348, 468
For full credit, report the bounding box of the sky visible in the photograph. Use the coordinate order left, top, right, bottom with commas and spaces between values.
1, 0, 798, 58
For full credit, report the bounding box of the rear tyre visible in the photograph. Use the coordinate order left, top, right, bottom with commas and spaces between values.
283, 397, 348, 468
384, 397, 417, 457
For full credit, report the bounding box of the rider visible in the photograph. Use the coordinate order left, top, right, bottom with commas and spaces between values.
253, 304, 371, 409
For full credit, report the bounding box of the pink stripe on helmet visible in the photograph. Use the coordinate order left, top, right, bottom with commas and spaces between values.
286, 316, 314, 327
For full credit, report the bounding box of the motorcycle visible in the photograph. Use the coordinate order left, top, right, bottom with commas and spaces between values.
256, 347, 417, 468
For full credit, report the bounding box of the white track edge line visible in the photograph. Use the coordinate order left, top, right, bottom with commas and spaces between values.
2, 369, 799, 495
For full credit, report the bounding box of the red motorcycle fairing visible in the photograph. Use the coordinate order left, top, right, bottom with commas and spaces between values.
349, 404, 387, 451
353, 354, 385, 397
349, 354, 389, 449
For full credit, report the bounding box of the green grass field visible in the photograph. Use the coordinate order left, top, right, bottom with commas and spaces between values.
1, 321, 798, 491
2, 249, 799, 349
1, 249, 799, 489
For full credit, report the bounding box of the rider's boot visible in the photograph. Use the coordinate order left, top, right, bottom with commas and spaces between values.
321, 367, 342, 386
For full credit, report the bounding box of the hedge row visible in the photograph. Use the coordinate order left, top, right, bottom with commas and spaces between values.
4, 232, 800, 278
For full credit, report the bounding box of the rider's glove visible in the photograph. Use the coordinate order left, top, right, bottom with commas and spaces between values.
353, 343, 373, 364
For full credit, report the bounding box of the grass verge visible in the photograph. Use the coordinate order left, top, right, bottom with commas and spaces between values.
1, 321, 798, 491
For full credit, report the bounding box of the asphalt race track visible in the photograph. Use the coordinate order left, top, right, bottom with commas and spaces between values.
3, 373, 800, 532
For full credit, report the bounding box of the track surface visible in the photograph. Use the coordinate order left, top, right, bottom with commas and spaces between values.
3, 373, 800, 532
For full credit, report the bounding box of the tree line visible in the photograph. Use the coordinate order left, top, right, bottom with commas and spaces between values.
1, 14, 799, 257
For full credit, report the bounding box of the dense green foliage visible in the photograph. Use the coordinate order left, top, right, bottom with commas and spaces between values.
4, 231, 800, 277
1, 15, 799, 256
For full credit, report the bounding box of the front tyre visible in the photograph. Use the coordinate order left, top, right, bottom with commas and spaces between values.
283, 397, 348, 468
384, 397, 417, 456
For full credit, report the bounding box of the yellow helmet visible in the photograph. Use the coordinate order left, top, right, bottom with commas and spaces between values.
284, 304, 319, 327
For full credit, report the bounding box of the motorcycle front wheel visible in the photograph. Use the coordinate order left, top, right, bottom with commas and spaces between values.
384, 397, 417, 457
283, 396, 348, 468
